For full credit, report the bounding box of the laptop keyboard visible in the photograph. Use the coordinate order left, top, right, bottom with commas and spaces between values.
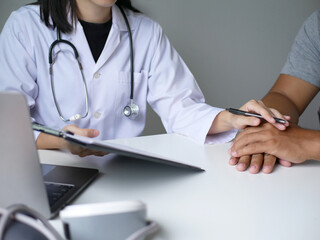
45, 182, 75, 207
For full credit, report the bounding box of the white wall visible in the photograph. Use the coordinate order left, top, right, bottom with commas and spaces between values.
1, 1, 319, 135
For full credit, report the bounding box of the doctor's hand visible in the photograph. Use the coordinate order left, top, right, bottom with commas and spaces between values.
60, 125, 109, 157
208, 99, 290, 135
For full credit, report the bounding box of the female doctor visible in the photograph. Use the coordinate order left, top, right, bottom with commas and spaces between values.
0, 0, 285, 157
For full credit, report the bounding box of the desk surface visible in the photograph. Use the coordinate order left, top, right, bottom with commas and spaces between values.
40, 134, 320, 240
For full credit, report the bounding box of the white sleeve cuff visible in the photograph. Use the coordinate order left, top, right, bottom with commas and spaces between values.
205, 128, 238, 145
176, 106, 238, 145
33, 130, 41, 141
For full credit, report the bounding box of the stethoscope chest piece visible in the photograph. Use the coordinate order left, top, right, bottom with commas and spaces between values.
123, 100, 139, 119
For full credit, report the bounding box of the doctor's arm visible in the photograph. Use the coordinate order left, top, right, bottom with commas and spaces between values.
146, 21, 289, 143
36, 125, 108, 157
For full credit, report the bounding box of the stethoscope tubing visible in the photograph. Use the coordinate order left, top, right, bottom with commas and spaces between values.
48, 6, 137, 122
119, 6, 134, 100
49, 31, 89, 122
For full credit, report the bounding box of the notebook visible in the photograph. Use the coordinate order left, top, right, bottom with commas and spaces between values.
0, 92, 99, 219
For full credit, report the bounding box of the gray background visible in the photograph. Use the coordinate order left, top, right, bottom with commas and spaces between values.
1, 0, 319, 135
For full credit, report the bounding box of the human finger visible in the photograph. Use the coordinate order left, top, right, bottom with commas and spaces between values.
63, 125, 100, 138
241, 100, 290, 130
261, 154, 277, 174
229, 156, 239, 166
267, 108, 290, 130
232, 126, 265, 145
249, 154, 263, 174
78, 149, 95, 157
71, 148, 108, 157
240, 99, 276, 124
69, 145, 87, 156
236, 155, 251, 171
232, 141, 269, 158
278, 159, 292, 167
77, 128, 99, 138
284, 115, 291, 121
91, 150, 109, 156
232, 115, 261, 129
269, 108, 289, 123
231, 129, 271, 157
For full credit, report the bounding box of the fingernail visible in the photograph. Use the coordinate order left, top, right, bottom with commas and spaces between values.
228, 148, 231, 154
263, 166, 271, 173
237, 163, 245, 171
232, 151, 237, 157
93, 130, 99, 136
250, 165, 258, 174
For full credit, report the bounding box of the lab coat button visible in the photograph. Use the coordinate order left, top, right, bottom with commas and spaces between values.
94, 72, 101, 79
94, 111, 101, 119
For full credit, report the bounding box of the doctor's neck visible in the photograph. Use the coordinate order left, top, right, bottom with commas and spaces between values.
76, 0, 114, 23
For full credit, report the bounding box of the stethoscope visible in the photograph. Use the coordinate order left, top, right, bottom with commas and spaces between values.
49, 6, 139, 122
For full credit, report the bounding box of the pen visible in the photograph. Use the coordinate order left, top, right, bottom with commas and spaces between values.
226, 108, 287, 124
32, 123, 74, 137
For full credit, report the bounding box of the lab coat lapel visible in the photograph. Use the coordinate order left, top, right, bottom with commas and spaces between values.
93, 5, 136, 72
93, 5, 128, 72
68, 21, 96, 72
61, 5, 135, 73
94, 24, 120, 72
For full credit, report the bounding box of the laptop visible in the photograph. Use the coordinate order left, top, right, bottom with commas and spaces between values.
0, 92, 99, 219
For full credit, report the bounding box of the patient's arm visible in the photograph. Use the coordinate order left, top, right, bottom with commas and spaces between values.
229, 74, 319, 173
262, 74, 319, 123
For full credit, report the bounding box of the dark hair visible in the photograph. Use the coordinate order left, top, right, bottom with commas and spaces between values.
31, 0, 139, 33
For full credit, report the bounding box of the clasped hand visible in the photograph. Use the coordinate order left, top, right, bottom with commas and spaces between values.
229, 123, 312, 167
213, 99, 295, 174
229, 122, 316, 173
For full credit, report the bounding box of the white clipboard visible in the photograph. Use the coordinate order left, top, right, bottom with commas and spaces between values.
33, 123, 204, 171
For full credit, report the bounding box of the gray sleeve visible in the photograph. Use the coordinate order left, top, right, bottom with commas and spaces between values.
281, 10, 320, 88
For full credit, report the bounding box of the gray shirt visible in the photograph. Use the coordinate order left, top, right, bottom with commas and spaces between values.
281, 10, 320, 122
281, 10, 320, 88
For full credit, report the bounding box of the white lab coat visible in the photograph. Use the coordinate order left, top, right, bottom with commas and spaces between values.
0, 4, 236, 144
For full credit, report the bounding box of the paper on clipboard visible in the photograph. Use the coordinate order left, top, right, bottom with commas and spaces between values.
33, 124, 204, 171
65, 134, 204, 171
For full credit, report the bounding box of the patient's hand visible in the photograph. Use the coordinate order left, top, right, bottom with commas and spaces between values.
229, 153, 291, 174
229, 123, 319, 166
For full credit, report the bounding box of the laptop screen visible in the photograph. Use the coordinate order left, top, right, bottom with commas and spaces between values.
41, 165, 56, 176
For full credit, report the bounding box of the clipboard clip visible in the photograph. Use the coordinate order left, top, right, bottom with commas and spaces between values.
32, 122, 73, 137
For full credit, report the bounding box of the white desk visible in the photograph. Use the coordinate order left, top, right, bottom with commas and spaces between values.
40, 134, 320, 240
